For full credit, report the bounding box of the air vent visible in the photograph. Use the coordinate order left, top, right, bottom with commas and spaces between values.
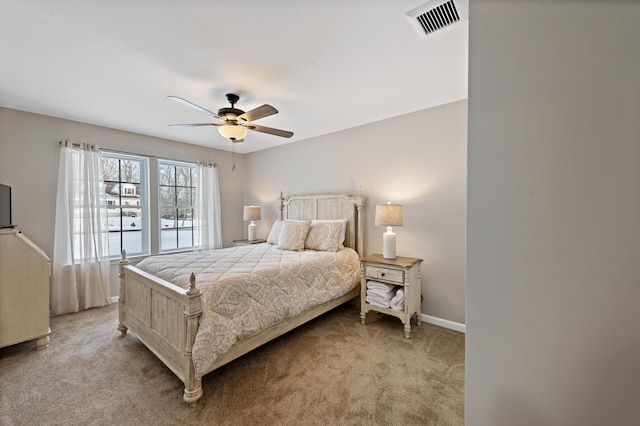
406, 0, 468, 38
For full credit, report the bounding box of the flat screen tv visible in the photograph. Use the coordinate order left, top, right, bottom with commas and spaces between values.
0, 183, 13, 228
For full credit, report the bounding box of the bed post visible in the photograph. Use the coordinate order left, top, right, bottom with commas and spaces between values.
117, 250, 129, 335
183, 272, 203, 404
356, 187, 365, 257
279, 190, 285, 220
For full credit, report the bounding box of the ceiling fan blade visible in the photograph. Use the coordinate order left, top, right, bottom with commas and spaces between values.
168, 123, 222, 127
168, 96, 221, 119
237, 104, 278, 123
246, 124, 294, 138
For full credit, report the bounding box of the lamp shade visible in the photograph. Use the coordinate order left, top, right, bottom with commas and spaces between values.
243, 206, 261, 221
374, 203, 403, 226
218, 124, 248, 141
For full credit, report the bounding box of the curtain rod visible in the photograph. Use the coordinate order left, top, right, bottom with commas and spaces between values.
58, 140, 218, 168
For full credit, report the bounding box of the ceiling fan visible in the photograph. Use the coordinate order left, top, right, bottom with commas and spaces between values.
168, 93, 294, 143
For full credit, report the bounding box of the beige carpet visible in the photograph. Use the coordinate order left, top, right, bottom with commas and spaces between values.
0, 303, 464, 426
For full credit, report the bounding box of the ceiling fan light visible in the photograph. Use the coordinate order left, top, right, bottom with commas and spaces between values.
218, 124, 248, 141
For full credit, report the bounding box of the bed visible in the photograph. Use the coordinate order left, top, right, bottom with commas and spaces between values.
117, 192, 364, 403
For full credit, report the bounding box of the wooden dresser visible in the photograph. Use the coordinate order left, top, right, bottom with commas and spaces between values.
0, 228, 51, 349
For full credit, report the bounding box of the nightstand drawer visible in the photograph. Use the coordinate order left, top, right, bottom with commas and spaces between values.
365, 265, 404, 285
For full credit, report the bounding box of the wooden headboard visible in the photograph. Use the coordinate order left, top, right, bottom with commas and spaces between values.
279, 192, 365, 256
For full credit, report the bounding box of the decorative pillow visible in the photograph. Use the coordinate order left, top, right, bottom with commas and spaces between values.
311, 219, 348, 247
277, 220, 311, 251
266, 220, 283, 245
305, 221, 344, 252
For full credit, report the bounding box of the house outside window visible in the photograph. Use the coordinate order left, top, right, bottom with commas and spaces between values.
158, 160, 197, 251
102, 152, 149, 258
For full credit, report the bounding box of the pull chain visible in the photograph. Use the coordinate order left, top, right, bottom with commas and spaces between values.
232, 143, 236, 172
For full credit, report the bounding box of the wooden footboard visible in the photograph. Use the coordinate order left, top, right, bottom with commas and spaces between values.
118, 251, 203, 403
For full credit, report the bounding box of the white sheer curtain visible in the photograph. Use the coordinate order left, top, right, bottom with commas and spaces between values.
196, 162, 222, 250
51, 140, 111, 315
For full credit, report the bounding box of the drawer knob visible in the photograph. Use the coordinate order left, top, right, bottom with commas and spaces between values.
381, 272, 385, 276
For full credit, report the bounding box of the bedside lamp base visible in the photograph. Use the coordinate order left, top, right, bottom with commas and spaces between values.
248, 221, 257, 241
382, 226, 396, 259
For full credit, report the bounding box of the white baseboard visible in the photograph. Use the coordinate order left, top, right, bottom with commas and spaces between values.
421, 314, 466, 333
111, 296, 119, 303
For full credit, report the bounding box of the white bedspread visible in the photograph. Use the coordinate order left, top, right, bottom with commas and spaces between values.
134, 243, 360, 378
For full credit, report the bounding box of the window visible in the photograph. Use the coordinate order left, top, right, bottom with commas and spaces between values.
102, 153, 149, 258
100, 153, 203, 259
158, 160, 197, 251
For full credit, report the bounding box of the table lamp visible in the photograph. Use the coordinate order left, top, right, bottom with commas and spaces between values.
374, 202, 403, 259
243, 205, 261, 241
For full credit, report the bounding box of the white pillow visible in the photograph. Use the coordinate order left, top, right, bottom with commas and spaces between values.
311, 219, 347, 248
305, 221, 343, 252
277, 221, 311, 251
266, 220, 283, 245
267, 219, 307, 244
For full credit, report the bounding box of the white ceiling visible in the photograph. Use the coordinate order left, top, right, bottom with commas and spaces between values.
0, 0, 468, 154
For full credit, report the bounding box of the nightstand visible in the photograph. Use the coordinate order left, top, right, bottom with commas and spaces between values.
233, 238, 267, 247
360, 254, 423, 338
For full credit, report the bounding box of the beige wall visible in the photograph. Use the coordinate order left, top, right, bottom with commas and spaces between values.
0, 107, 246, 295
467, 1, 640, 425
245, 100, 468, 326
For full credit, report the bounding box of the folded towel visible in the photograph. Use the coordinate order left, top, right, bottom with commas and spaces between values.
367, 280, 396, 293
366, 294, 391, 308
366, 287, 395, 300
390, 288, 405, 311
